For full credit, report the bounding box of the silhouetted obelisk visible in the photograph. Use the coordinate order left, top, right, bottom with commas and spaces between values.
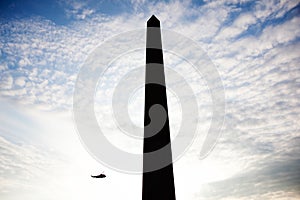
143, 15, 176, 200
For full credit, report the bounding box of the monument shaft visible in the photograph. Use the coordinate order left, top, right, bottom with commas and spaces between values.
142, 15, 176, 200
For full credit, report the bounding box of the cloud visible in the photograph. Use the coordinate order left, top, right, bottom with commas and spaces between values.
196, 157, 300, 200
0, 100, 143, 200
215, 12, 257, 40
0, 136, 49, 194
0, 63, 8, 71
18, 57, 31, 68
14, 77, 26, 87
0, 73, 13, 90
254, 0, 299, 20
61, 0, 95, 20
0, 0, 300, 199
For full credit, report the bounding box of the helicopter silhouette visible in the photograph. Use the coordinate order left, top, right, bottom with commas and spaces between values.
91, 172, 106, 178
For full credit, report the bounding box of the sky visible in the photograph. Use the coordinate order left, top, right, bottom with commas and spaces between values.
0, 0, 300, 199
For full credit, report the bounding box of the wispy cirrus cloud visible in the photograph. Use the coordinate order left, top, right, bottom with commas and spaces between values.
58, 0, 95, 20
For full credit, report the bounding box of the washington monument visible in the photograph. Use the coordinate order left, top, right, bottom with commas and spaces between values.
142, 15, 176, 200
